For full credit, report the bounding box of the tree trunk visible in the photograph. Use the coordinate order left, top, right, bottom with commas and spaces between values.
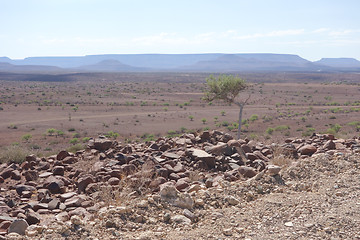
237, 104, 244, 140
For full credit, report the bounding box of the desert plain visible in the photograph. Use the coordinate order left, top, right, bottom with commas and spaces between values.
0, 72, 359, 155
0, 71, 360, 240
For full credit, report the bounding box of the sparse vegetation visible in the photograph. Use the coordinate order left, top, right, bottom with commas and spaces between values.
22, 134, 32, 142
266, 127, 274, 135
203, 74, 249, 139
69, 138, 79, 145
0, 145, 30, 163
0, 73, 359, 155
249, 114, 259, 122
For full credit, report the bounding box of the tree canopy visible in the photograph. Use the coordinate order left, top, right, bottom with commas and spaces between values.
203, 74, 249, 139
204, 74, 247, 105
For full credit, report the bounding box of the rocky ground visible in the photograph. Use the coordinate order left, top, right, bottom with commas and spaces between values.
0, 131, 359, 240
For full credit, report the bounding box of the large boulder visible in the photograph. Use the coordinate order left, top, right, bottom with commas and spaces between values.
298, 144, 317, 156
88, 138, 114, 151
186, 148, 216, 168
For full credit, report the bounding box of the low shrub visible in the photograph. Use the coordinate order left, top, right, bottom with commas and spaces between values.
266, 127, 274, 135
0, 145, 30, 164
67, 143, 84, 153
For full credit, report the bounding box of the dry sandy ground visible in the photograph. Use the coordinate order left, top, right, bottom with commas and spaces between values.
0, 80, 359, 155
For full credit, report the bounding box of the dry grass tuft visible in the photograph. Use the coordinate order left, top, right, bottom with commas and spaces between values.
99, 160, 156, 206
0, 145, 30, 164
270, 147, 295, 168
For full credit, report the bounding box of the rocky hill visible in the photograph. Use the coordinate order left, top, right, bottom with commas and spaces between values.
0, 131, 359, 239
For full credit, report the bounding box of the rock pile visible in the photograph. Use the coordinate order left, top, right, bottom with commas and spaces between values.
0, 131, 359, 239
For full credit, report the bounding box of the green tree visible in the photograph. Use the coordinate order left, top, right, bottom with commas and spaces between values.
204, 74, 249, 139
46, 128, 56, 136
22, 134, 32, 142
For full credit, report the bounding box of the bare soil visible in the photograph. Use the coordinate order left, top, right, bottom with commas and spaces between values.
0, 75, 359, 155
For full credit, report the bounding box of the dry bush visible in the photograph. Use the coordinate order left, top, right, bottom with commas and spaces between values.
270, 146, 295, 168
0, 145, 30, 164
99, 160, 156, 206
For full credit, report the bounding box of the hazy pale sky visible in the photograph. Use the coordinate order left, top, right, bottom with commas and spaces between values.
1, 0, 359, 60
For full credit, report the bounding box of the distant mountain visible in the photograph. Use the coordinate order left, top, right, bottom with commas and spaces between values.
0, 54, 359, 73
0, 54, 221, 69
179, 54, 320, 72
0, 62, 63, 73
76, 59, 147, 72
314, 58, 360, 68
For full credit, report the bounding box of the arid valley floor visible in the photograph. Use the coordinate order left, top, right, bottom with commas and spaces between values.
0, 72, 359, 155
0, 72, 359, 239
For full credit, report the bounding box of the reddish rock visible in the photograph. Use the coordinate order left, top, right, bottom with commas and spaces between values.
324, 134, 335, 140
64, 195, 87, 208
169, 173, 180, 181
108, 169, 122, 179
241, 144, 252, 153
149, 143, 159, 150
60, 192, 77, 202
149, 176, 167, 190
0, 221, 11, 233
20, 161, 31, 170
37, 189, 51, 202
37, 161, 50, 170
24, 170, 39, 182
80, 200, 93, 208
85, 183, 99, 193
15, 185, 36, 196
45, 177, 65, 194
89, 138, 114, 151
246, 153, 257, 161
267, 165, 281, 176
62, 156, 77, 164
253, 150, 270, 162
32, 203, 48, 212
69, 207, 89, 218
175, 179, 189, 191
187, 148, 216, 168
1, 168, 13, 179
121, 164, 136, 175
52, 166, 65, 176
11, 170, 21, 180
227, 139, 242, 147
238, 166, 257, 178
207, 143, 229, 155
173, 162, 185, 173
299, 144, 317, 156
57, 150, 70, 160
77, 176, 94, 193
108, 177, 120, 185
26, 209, 41, 225
25, 154, 37, 163
205, 178, 214, 188
200, 131, 211, 141
159, 144, 171, 152
157, 168, 169, 178
162, 152, 180, 159
323, 140, 336, 150
261, 148, 272, 156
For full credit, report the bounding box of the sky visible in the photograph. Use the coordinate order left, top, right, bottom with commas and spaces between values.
1, 0, 360, 61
